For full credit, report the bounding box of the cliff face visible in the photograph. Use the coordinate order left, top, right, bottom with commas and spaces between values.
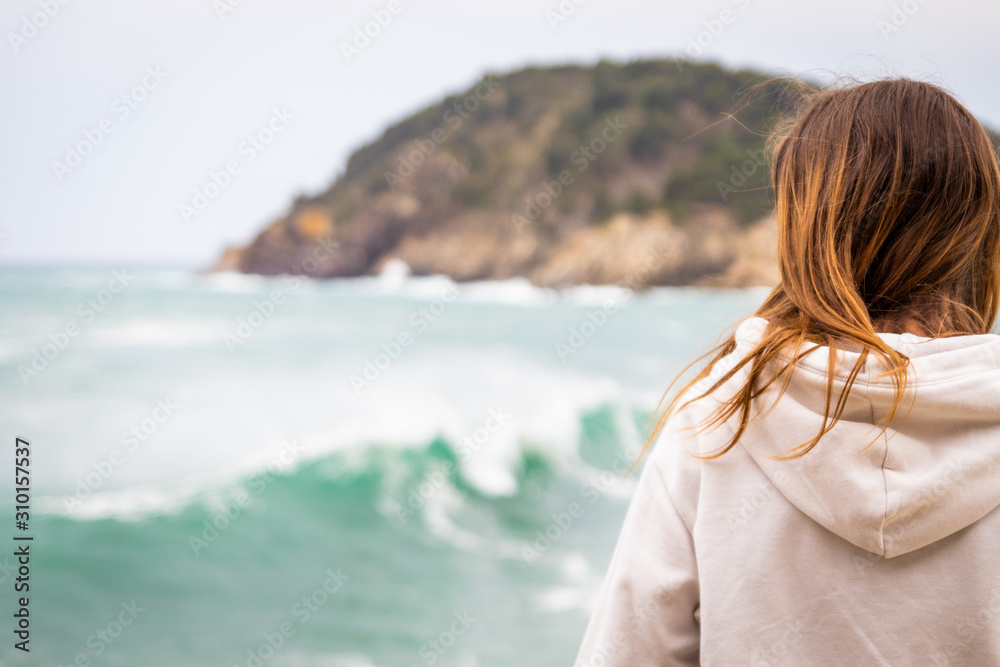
218, 59, 795, 288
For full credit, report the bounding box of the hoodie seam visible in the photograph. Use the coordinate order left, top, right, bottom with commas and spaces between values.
868, 371, 891, 557
649, 454, 695, 540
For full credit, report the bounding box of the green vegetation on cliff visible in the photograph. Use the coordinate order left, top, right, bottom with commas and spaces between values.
219, 59, 807, 287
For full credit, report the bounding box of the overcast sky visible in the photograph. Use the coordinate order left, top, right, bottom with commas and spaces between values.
1, 0, 997, 267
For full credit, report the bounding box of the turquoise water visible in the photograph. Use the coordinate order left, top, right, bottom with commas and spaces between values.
0, 268, 764, 666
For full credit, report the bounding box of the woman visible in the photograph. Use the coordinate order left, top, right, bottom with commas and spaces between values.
576, 78, 1000, 665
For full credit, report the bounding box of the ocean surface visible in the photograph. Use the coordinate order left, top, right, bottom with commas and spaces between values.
0, 266, 765, 667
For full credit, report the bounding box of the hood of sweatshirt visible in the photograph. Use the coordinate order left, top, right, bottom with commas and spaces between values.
727, 316, 1000, 559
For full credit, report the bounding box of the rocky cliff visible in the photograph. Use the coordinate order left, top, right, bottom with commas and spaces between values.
215, 59, 800, 288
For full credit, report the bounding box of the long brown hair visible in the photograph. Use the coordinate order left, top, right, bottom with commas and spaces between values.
641, 77, 1000, 462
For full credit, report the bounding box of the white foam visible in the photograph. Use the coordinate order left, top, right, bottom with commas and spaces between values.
319, 271, 457, 299
190, 269, 762, 312
0, 340, 26, 362
31, 345, 654, 523
339, 350, 642, 493
377, 257, 411, 282
195, 270, 274, 292
560, 552, 595, 582
456, 277, 558, 306
86, 318, 222, 348
540, 552, 610, 615
417, 483, 526, 560
532, 586, 594, 613
560, 283, 633, 306
305, 272, 562, 307
271, 651, 380, 667
38, 482, 202, 521
458, 427, 521, 498
133, 270, 199, 290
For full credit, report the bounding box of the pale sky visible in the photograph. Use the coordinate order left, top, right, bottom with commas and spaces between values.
1, 0, 997, 267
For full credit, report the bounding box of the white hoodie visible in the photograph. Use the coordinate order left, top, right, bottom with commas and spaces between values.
576, 316, 1000, 666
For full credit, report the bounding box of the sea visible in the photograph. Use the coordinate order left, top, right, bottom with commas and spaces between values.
0, 266, 766, 667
